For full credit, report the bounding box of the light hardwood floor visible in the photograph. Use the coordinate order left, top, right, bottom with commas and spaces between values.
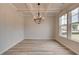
3, 39, 75, 55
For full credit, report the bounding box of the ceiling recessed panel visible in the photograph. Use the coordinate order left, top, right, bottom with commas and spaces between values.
13, 3, 72, 16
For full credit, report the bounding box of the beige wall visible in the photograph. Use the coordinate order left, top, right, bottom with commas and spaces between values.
55, 4, 79, 54
0, 4, 24, 54
24, 15, 56, 39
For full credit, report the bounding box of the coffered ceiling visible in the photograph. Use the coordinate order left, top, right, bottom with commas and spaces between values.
13, 3, 73, 16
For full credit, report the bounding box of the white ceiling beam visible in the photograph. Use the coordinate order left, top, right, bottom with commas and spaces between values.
25, 3, 37, 17
17, 10, 60, 12
43, 3, 54, 19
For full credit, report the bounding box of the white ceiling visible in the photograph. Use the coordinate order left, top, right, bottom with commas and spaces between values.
13, 3, 73, 16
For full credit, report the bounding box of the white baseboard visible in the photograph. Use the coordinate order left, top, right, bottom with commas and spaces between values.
0, 39, 24, 55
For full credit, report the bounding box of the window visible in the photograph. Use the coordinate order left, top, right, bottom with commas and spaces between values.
59, 7, 79, 42
59, 14, 67, 37
71, 7, 79, 42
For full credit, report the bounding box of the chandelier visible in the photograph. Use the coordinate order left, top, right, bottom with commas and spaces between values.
33, 3, 44, 24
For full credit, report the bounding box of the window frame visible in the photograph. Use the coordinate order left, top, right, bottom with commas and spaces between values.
59, 13, 68, 38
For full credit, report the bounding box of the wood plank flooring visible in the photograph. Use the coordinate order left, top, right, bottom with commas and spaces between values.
2, 39, 75, 55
